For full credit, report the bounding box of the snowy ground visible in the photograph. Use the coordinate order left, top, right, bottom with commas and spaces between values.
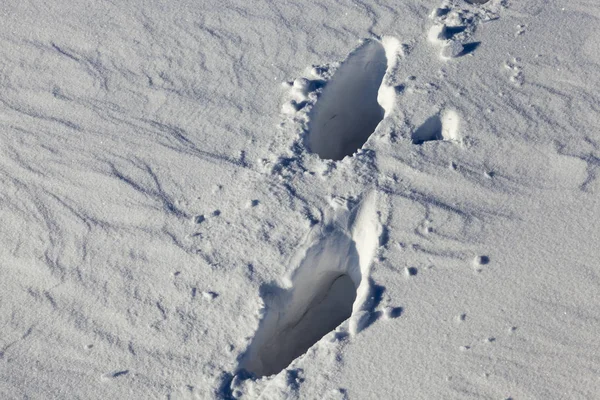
2, 0, 600, 399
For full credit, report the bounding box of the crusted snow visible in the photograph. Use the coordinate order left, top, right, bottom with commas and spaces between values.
2, 0, 600, 399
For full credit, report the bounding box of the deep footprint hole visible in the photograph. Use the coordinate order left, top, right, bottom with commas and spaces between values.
238, 191, 380, 380
307, 40, 388, 161
238, 230, 366, 378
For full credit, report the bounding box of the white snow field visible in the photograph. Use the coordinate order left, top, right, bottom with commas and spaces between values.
1, 0, 600, 398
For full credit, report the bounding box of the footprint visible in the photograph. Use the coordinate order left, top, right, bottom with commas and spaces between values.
428, 0, 501, 59
238, 193, 381, 377
306, 40, 389, 161
411, 110, 460, 144
504, 57, 524, 86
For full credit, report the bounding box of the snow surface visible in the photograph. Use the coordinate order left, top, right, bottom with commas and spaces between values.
2, 0, 600, 399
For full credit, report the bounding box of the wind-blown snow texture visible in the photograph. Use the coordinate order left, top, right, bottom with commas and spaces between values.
2, 0, 600, 399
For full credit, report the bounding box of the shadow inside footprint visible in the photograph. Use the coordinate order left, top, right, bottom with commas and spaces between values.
445, 26, 467, 38
307, 40, 388, 161
458, 42, 481, 57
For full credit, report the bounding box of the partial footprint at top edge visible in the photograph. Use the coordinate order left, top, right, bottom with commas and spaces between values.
307, 40, 388, 161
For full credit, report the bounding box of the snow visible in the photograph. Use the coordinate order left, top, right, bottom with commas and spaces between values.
441, 40, 465, 59
2, 0, 600, 399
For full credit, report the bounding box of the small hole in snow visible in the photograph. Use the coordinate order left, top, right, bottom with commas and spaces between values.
411, 115, 443, 144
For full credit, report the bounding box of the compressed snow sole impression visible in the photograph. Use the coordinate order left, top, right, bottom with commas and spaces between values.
239, 194, 380, 377
306, 40, 388, 161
